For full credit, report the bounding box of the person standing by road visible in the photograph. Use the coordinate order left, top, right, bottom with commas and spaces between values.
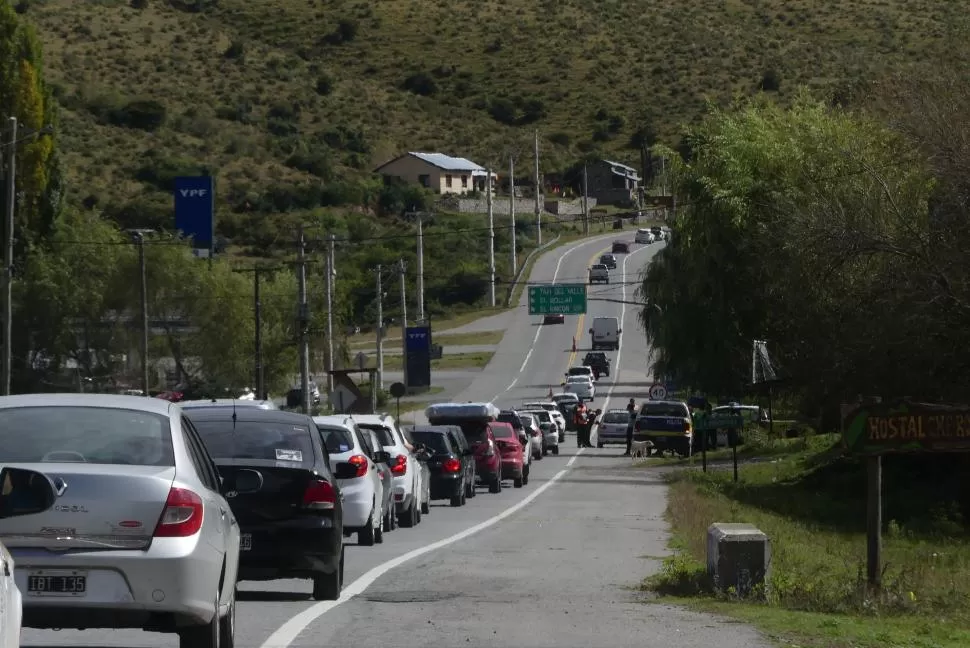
573, 402, 588, 447
623, 398, 636, 456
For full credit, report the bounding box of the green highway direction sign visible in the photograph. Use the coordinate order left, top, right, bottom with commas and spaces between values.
528, 284, 588, 315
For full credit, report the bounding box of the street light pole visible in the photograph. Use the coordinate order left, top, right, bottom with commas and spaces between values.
126, 229, 154, 396
1, 116, 16, 396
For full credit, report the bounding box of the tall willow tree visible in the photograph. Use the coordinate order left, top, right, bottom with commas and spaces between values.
0, 0, 61, 243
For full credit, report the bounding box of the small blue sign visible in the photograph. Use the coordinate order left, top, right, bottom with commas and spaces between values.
174, 176, 214, 248
405, 326, 431, 353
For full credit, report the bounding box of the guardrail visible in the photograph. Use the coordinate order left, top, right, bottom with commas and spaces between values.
504, 234, 562, 308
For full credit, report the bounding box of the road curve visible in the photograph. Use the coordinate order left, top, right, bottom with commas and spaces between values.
22, 232, 771, 648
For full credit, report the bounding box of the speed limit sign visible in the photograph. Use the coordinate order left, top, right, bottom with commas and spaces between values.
648, 383, 668, 400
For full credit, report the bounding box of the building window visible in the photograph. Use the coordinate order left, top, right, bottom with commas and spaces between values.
461, 175, 468, 188
445, 174, 453, 188
418, 174, 430, 188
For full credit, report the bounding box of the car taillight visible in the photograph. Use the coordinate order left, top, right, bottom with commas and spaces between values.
683, 420, 692, 433
302, 479, 337, 510
153, 487, 204, 538
442, 458, 461, 473
484, 439, 495, 457
390, 454, 407, 476
348, 454, 369, 478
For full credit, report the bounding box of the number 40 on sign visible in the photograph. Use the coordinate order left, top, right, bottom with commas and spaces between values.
648, 383, 668, 400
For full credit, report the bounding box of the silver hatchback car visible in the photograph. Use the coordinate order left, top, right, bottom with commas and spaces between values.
0, 394, 240, 648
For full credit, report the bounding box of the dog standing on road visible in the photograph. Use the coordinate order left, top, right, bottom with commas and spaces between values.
630, 440, 653, 459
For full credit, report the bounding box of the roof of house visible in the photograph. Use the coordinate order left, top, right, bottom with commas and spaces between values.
602, 159, 642, 180
375, 152, 495, 176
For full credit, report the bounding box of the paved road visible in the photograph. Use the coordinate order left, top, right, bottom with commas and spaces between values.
22, 232, 770, 648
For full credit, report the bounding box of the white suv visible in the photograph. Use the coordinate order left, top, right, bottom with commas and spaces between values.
635, 228, 655, 244
352, 414, 424, 528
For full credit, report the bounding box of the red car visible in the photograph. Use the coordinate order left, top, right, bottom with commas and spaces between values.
490, 422, 526, 488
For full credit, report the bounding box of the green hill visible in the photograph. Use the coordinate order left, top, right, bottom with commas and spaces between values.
22, 0, 967, 232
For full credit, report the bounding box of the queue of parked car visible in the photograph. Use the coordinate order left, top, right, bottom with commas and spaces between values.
0, 392, 577, 648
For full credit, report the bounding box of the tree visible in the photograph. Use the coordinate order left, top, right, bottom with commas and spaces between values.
638, 91, 936, 412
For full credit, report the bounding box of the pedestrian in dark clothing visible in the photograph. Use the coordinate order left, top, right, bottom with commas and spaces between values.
573, 403, 588, 447
623, 398, 636, 455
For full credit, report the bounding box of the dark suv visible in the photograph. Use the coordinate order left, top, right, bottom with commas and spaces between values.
408, 426, 474, 507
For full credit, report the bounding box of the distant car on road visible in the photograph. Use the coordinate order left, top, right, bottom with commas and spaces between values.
543, 313, 565, 325
490, 422, 528, 488
597, 409, 634, 447
407, 426, 471, 507
635, 228, 655, 244
599, 253, 617, 269
589, 263, 610, 284
563, 375, 595, 401
650, 225, 666, 241
612, 240, 630, 253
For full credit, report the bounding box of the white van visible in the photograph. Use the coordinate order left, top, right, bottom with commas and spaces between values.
589, 316, 621, 350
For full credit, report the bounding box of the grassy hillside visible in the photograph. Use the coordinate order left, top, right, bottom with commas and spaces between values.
21, 0, 967, 233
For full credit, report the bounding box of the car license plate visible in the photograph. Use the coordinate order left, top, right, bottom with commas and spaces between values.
26, 570, 87, 597
240, 534, 252, 551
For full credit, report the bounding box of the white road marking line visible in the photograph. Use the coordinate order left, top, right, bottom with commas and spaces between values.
488, 238, 590, 403
259, 467, 573, 648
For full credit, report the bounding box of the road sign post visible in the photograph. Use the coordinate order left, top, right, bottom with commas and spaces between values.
648, 383, 668, 400
528, 284, 587, 315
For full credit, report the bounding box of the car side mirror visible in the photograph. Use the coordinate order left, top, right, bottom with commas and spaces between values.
0, 467, 60, 518
333, 462, 361, 480
373, 450, 391, 464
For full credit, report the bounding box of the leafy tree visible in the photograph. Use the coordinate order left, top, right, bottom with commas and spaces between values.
638, 91, 934, 411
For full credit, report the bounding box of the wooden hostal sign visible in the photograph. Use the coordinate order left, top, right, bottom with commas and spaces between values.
842, 401, 970, 588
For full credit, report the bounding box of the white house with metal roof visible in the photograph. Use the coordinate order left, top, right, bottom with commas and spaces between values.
375, 152, 497, 195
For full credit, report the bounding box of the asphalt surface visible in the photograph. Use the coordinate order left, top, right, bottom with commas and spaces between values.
22, 233, 770, 648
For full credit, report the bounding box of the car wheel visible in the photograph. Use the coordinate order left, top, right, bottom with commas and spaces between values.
553, 446, 560, 455
513, 476, 523, 488
466, 478, 476, 498
415, 502, 422, 524
383, 506, 394, 532
450, 488, 462, 507
398, 499, 417, 528
312, 548, 343, 601
358, 512, 376, 546
219, 586, 236, 648
523, 470, 529, 485
421, 498, 430, 514
178, 591, 220, 648
374, 510, 384, 544
597, 442, 604, 448
489, 476, 501, 493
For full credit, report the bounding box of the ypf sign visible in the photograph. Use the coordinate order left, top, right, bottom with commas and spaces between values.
174, 176, 215, 249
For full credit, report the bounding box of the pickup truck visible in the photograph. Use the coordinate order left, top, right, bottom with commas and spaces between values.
582, 352, 610, 377
588, 264, 610, 284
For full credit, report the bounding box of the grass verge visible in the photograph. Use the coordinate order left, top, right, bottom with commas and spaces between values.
349, 330, 504, 350
642, 433, 970, 648
379, 351, 493, 372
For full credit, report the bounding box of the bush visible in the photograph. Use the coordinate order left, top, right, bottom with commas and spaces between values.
315, 74, 334, 96
402, 72, 437, 97
100, 99, 167, 132
224, 40, 244, 60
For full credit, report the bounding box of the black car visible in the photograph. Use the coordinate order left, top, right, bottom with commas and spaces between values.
543, 313, 565, 325
408, 426, 474, 506
599, 253, 617, 269
186, 408, 349, 601
582, 351, 611, 377
612, 240, 630, 254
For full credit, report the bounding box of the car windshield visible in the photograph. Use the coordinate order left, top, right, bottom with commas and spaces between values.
0, 406, 174, 466
490, 425, 514, 439
497, 412, 522, 429
552, 394, 577, 402
602, 411, 630, 424
591, 264, 607, 270
568, 367, 591, 376
410, 430, 450, 453
567, 376, 590, 383
639, 403, 689, 418
357, 422, 396, 446
191, 419, 314, 467
316, 424, 354, 454
527, 410, 551, 422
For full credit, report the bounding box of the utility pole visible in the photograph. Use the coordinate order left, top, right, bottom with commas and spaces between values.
416, 213, 425, 322
509, 155, 517, 276
136, 233, 149, 396
399, 259, 408, 389
297, 226, 310, 414
375, 265, 384, 390
233, 266, 274, 400
486, 167, 496, 307
325, 233, 336, 397
1, 116, 16, 396
582, 163, 590, 235
533, 130, 542, 245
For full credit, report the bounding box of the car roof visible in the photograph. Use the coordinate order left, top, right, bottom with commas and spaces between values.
0, 393, 175, 415
180, 398, 278, 409
349, 413, 396, 426
641, 400, 689, 408
185, 407, 313, 425
312, 414, 358, 431
408, 425, 458, 434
